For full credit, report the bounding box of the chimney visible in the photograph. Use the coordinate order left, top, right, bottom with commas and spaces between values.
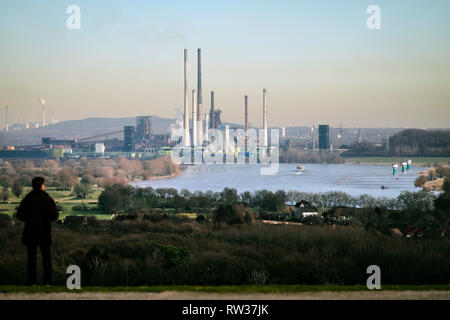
245, 95, 248, 132
42, 105, 46, 127
312, 124, 316, 153
210, 91, 215, 129
204, 113, 209, 141
5, 105, 8, 132
263, 89, 268, 147
197, 48, 203, 143
183, 49, 190, 146
245, 95, 249, 156
192, 89, 197, 146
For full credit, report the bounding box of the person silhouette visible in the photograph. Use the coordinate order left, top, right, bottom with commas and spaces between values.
17, 177, 59, 286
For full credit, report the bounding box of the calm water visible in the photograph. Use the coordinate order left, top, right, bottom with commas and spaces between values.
132, 164, 423, 198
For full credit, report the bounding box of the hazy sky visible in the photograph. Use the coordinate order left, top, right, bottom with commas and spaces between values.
0, 0, 449, 128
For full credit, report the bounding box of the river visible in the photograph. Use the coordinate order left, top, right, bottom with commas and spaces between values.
131, 163, 424, 198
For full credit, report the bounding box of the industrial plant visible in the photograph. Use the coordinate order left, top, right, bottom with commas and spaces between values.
1, 48, 349, 161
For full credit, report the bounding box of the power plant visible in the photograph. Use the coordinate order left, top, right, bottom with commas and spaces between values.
0, 48, 414, 161
1, 48, 281, 160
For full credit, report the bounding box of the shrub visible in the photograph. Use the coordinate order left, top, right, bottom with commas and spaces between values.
196, 214, 207, 224
98, 184, 134, 214
1, 187, 9, 202
443, 178, 450, 192
415, 175, 427, 187
11, 180, 23, 198
73, 183, 94, 199
0, 213, 12, 227
214, 204, 244, 225
153, 243, 190, 267
63, 215, 85, 228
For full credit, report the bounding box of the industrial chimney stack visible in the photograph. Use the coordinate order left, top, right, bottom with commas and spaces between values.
183, 49, 190, 147
263, 89, 268, 147
210, 91, 215, 129
245, 95, 249, 156
5, 105, 8, 132
43, 106, 46, 126
197, 48, 203, 144
192, 89, 197, 146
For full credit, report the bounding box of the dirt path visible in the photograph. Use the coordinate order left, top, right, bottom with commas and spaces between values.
1, 290, 449, 300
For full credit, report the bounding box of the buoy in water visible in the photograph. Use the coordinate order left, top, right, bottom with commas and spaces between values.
392, 164, 398, 174
407, 159, 412, 170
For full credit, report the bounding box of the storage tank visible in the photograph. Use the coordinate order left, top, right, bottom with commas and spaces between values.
95, 143, 105, 154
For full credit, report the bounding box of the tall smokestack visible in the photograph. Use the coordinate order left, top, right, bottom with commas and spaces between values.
312, 124, 316, 153
5, 105, 8, 132
245, 95, 249, 156
183, 49, 190, 147
245, 95, 249, 132
210, 91, 215, 129
263, 89, 268, 147
204, 113, 209, 141
39, 98, 46, 127
192, 89, 197, 146
197, 49, 203, 143
42, 105, 46, 127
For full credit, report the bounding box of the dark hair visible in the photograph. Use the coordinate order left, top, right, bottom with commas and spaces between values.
32, 177, 45, 191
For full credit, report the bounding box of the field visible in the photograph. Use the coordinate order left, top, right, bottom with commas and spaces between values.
343, 156, 450, 166
1, 220, 449, 287
0, 186, 111, 220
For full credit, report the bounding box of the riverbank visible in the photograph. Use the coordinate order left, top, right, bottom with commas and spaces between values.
131, 166, 185, 182
343, 156, 450, 166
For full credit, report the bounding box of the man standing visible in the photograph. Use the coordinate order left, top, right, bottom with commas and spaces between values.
17, 177, 59, 286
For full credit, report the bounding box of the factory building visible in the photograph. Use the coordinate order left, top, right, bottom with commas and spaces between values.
212, 110, 222, 129
136, 116, 152, 142
318, 124, 330, 150
124, 126, 136, 152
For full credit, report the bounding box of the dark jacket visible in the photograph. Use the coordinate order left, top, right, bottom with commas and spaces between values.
17, 190, 59, 245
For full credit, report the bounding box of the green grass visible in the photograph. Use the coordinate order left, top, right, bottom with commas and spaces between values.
0, 187, 111, 220
0, 284, 449, 294
343, 157, 450, 166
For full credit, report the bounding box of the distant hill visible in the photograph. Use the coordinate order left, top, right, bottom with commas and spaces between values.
0, 116, 176, 147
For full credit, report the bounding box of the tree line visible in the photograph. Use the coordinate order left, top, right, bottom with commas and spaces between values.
0, 156, 180, 201
97, 185, 449, 228
342, 129, 450, 157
